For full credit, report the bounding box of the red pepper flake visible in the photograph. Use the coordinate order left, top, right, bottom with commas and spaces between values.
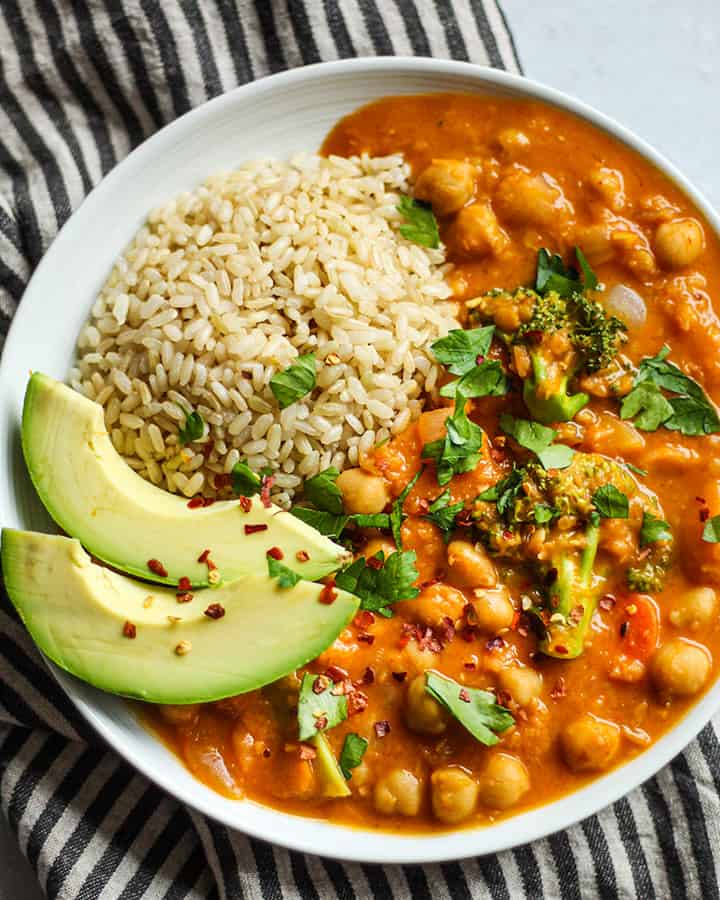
347, 690, 368, 716
353, 610, 375, 629
554, 644, 569, 655
122, 620, 136, 639
374, 720, 391, 738
201, 439, 215, 461
361, 666, 375, 685
459, 688, 471, 703
550, 677, 567, 699
358, 633, 375, 645
510, 610, 521, 630
569, 604, 585, 624
461, 628, 476, 643
214, 473, 232, 490
238, 496, 252, 513
147, 558, 168, 578
392, 671, 407, 683
266, 546, 284, 560
187, 496, 204, 509
244, 523, 268, 535
486, 636, 505, 651
204, 603, 226, 620
397, 636, 411, 649
464, 660, 477, 670
503, 529, 513, 541
696, 496, 707, 504
263, 747, 272, 758
314, 715, 328, 731
366, 555, 384, 570
176, 592, 194, 604
296, 550, 310, 563
599, 595, 616, 612
197, 549, 211, 564
202, 497, 216, 508
325, 665, 349, 683
298, 744, 317, 761
417, 498, 430, 514
206, 558, 217, 572
476, 354, 485, 365
260, 474, 275, 508
312, 674, 330, 694
700, 508, 710, 522
620, 621, 630, 638
177, 576, 192, 592
319, 582, 338, 605
463, 603, 478, 627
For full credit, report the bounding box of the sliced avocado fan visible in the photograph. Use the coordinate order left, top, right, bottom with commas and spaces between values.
22, 373, 350, 587
2, 529, 359, 704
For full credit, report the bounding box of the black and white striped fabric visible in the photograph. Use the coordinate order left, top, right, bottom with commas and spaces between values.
1, 3, 719, 898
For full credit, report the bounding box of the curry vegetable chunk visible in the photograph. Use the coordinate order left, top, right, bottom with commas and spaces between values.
139, 92, 720, 833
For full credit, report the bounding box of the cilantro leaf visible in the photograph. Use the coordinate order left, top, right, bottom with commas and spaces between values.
267, 555, 302, 588
270, 354, 317, 409
666, 395, 720, 436
592, 485, 629, 519
430, 326, 496, 375
439, 360, 509, 400
477, 467, 525, 519
231, 460, 262, 496
640, 511, 672, 547
620, 381, 673, 431
422, 402, 484, 486
534, 503, 556, 524
297, 672, 347, 742
424, 671, 514, 746
335, 550, 420, 615
423, 489, 465, 541
339, 733, 368, 780
304, 467, 344, 515
499, 414, 575, 470
535, 246, 597, 297
702, 516, 720, 543
397, 195, 440, 248
179, 409, 205, 445
389, 471, 422, 549
537, 444, 576, 470
351, 513, 391, 529
575, 247, 599, 291
291, 506, 349, 537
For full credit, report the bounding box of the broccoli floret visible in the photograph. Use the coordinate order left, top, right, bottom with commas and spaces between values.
467, 250, 626, 424
473, 451, 671, 658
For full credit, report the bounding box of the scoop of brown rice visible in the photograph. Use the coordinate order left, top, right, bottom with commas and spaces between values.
70, 153, 458, 507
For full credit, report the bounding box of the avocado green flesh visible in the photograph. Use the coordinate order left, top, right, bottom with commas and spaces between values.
2, 529, 359, 704
22, 374, 349, 587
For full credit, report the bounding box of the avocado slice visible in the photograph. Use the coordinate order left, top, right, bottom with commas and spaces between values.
2, 529, 359, 704
22, 374, 350, 587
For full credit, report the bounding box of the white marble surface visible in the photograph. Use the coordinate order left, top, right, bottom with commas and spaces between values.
1, 3, 718, 897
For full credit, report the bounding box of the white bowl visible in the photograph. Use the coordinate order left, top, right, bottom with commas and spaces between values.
3, 57, 720, 864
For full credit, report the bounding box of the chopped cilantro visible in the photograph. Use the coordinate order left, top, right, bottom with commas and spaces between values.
178, 409, 205, 445
335, 550, 419, 616
423, 489, 465, 541
422, 402, 484, 486
290, 506, 349, 537
397, 195, 440, 248
439, 359, 509, 400
231, 460, 261, 496
639, 511, 672, 547
702, 515, 720, 543
620, 381, 674, 431
270, 354, 317, 409
430, 326, 495, 376
535, 246, 598, 297
499, 414, 575, 470
534, 503, 556, 525
592, 485, 629, 519
477, 467, 525, 520
424, 671, 514, 746
266, 556, 302, 589
388, 471, 422, 548
339, 733, 368, 780
297, 672, 347, 742
351, 513, 391, 529
304, 467, 344, 515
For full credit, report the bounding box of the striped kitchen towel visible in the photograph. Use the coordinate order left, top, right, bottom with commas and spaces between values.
0, 2, 719, 898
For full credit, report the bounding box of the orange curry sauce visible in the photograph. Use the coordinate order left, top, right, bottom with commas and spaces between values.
142, 94, 720, 832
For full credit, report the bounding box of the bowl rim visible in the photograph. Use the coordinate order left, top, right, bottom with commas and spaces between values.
5, 54, 720, 865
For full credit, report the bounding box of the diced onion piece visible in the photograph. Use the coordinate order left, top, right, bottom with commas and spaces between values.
603, 284, 647, 329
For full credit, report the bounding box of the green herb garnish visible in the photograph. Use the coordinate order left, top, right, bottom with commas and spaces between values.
499, 414, 575, 470
639, 511, 672, 547
266, 556, 302, 589
592, 485, 629, 519
397, 195, 440, 248
297, 672, 347, 742
536, 246, 598, 296
702, 516, 720, 543
335, 550, 419, 617
231, 460, 262, 496
439, 360, 509, 400
339, 733, 368, 780
422, 403, 484, 486
423, 489, 465, 541
388, 471, 422, 548
477, 467, 525, 519
290, 507, 349, 538
534, 503, 556, 525
424, 671, 514, 746
304, 467, 344, 515
430, 326, 495, 375
179, 409, 205, 445
270, 354, 317, 409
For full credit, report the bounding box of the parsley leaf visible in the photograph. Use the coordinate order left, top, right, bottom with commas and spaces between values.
430, 326, 495, 375
423, 489, 465, 541
499, 414, 575, 470
439, 359, 509, 400
702, 516, 720, 543
534, 503, 556, 524
389, 471, 422, 548
266, 555, 302, 589
290, 506, 349, 537
620, 381, 674, 431
477, 467, 525, 520
351, 513, 391, 529
576, 247, 599, 291
231, 460, 261, 496
535, 247, 598, 297
179, 409, 205, 445
297, 672, 347, 742
339, 733, 368, 780
640, 511, 673, 547
335, 550, 420, 615
397, 195, 440, 248
666, 395, 720, 436
424, 671, 514, 746
270, 354, 317, 409
422, 402, 485, 486
304, 467, 344, 515
592, 485, 629, 519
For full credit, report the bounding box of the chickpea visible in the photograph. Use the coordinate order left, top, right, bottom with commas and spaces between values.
452, 202, 509, 258
561, 714, 621, 773
587, 166, 625, 212
650, 638, 711, 697
654, 218, 704, 269
477, 753, 530, 810
471, 586, 515, 634
446, 540, 497, 589
414, 159, 476, 217
412, 582, 466, 629
373, 768, 423, 816
497, 128, 531, 154
336, 468, 389, 515
431, 766, 478, 824
405, 673, 450, 735
494, 171, 572, 228
158, 704, 199, 726
669, 587, 717, 630
497, 666, 543, 707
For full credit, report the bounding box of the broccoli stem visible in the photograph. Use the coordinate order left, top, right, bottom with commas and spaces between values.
540, 515, 601, 659
523, 352, 589, 424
